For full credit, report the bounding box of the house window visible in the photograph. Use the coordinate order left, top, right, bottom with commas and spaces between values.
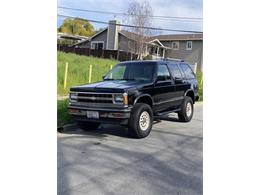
91, 42, 104, 50
186, 41, 192, 50
172, 41, 179, 50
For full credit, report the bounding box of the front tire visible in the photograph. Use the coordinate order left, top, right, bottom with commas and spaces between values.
77, 121, 100, 131
178, 96, 194, 122
128, 103, 153, 138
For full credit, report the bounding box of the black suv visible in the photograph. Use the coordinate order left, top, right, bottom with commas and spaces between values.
68, 59, 199, 138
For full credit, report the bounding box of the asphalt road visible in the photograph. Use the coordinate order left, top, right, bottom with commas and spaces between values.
58, 102, 203, 195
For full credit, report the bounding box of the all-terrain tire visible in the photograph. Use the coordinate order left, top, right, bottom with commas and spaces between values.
77, 121, 100, 131
128, 103, 153, 138
178, 96, 194, 122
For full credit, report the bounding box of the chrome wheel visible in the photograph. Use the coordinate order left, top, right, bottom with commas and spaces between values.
139, 111, 150, 131
186, 102, 192, 117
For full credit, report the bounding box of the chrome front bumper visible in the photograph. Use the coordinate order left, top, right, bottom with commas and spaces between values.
68, 103, 132, 120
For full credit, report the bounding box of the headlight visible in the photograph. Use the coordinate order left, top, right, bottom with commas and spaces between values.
69, 93, 78, 102
113, 93, 128, 105
114, 94, 124, 102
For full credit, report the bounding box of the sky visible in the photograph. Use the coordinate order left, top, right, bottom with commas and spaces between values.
57, 0, 203, 35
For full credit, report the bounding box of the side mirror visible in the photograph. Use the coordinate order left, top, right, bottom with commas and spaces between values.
156, 75, 165, 82
174, 77, 183, 84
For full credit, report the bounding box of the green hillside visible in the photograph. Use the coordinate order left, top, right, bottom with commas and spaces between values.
57, 51, 118, 95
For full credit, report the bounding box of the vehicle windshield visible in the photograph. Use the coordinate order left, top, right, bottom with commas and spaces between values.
104, 63, 154, 81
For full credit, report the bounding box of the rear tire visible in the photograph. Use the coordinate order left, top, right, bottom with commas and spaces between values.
128, 103, 153, 138
77, 121, 100, 131
178, 96, 194, 122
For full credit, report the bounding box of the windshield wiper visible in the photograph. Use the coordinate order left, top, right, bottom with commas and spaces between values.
119, 78, 136, 81
104, 78, 115, 80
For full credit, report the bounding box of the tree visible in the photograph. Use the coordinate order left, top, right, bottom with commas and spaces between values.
58, 18, 95, 37
124, 0, 153, 59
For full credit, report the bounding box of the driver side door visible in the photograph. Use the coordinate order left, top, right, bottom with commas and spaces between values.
153, 64, 175, 113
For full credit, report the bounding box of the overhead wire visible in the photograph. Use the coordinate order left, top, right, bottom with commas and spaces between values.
58, 14, 203, 34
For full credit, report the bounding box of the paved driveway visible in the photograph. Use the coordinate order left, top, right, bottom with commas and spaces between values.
58, 102, 203, 195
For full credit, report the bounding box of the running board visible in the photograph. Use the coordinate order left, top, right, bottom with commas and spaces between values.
154, 108, 181, 117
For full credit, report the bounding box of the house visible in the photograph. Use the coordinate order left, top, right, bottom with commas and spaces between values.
148, 34, 203, 71
75, 20, 203, 70
75, 21, 140, 54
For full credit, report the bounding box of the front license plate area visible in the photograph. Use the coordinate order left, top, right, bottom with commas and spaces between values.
86, 111, 99, 119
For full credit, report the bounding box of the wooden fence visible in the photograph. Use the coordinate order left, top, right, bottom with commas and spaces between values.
57, 45, 138, 61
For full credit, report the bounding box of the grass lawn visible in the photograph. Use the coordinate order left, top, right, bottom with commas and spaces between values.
58, 51, 119, 95
196, 71, 203, 101
57, 99, 73, 127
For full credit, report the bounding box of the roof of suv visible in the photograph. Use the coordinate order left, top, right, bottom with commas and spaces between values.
119, 59, 185, 64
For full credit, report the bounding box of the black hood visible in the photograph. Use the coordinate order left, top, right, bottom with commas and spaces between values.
70, 80, 152, 93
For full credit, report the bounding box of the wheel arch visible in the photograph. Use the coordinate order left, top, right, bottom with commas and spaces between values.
134, 94, 154, 108
184, 89, 195, 103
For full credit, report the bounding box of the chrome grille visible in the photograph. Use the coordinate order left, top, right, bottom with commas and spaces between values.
76, 92, 113, 104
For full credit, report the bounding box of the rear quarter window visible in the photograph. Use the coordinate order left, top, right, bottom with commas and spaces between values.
168, 63, 183, 79
179, 63, 195, 79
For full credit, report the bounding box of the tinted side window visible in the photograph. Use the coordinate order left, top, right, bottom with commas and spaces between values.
157, 64, 171, 81
168, 63, 183, 79
180, 64, 195, 79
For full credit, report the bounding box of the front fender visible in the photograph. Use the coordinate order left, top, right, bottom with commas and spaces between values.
133, 94, 154, 106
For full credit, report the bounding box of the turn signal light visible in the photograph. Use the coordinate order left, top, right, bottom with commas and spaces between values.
123, 93, 128, 105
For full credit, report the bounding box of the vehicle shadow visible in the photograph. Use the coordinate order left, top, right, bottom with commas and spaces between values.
156, 114, 185, 123
59, 124, 131, 138
58, 114, 184, 139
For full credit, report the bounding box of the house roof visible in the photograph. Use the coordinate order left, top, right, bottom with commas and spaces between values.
70, 28, 107, 47
147, 39, 172, 49
57, 32, 89, 41
71, 39, 90, 47
148, 33, 203, 41
89, 28, 108, 39
120, 31, 202, 42
148, 39, 165, 47
119, 30, 145, 41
